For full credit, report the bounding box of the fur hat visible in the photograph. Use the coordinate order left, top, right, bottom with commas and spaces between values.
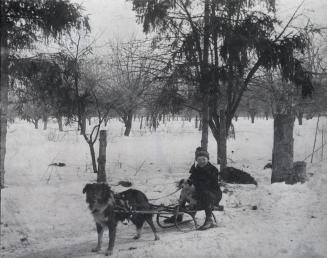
195, 147, 209, 160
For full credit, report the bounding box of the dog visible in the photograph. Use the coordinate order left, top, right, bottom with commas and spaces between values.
177, 178, 223, 210
83, 183, 159, 256
220, 167, 258, 186
177, 178, 197, 209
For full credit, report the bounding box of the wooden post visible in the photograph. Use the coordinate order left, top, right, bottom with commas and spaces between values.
97, 130, 107, 183
288, 161, 306, 184
219, 110, 227, 170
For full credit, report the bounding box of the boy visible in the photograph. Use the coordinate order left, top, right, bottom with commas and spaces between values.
165, 147, 222, 230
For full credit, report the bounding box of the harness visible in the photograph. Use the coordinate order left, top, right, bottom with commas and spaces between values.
113, 194, 134, 216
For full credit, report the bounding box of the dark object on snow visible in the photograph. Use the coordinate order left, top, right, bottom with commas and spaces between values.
49, 162, 66, 167
117, 180, 132, 187
252, 205, 258, 210
83, 183, 159, 256
20, 237, 28, 244
263, 163, 272, 169
220, 167, 258, 186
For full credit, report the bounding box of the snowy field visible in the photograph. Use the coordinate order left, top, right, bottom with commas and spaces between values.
1, 117, 327, 258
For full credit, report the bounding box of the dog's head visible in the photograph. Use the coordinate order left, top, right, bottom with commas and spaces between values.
177, 179, 196, 207
176, 178, 193, 190
83, 183, 114, 213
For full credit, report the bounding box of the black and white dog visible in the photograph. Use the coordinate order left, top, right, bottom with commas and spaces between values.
83, 183, 159, 256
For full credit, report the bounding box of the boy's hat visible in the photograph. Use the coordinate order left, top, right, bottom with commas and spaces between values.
195, 147, 209, 160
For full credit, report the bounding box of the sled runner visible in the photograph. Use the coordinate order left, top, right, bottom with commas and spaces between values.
114, 202, 223, 232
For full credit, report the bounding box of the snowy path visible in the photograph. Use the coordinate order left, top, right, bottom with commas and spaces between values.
1, 118, 327, 258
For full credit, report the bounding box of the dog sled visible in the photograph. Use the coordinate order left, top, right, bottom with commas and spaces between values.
114, 203, 223, 232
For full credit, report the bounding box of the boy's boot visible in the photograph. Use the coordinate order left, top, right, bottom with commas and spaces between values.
198, 216, 215, 230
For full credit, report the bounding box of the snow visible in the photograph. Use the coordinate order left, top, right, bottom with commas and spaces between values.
1, 117, 327, 258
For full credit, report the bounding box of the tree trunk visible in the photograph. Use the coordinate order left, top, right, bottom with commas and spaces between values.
124, 111, 133, 136
218, 110, 227, 170
97, 130, 107, 182
80, 114, 86, 135
297, 112, 303, 125
265, 111, 269, 120
88, 117, 91, 126
43, 115, 48, 130
152, 115, 158, 132
33, 119, 39, 129
89, 142, 98, 174
139, 116, 143, 130
56, 116, 63, 132
146, 116, 149, 127
104, 117, 109, 126
0, 1, 8, 188
195, 115, 198, 128
249, 109, 256, 123
271, 114, 295, 183
201, 95, 210, 150
234, 114, 238, 121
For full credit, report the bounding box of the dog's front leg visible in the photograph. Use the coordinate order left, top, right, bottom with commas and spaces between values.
105, 223, 117, 256
92, 223, 104, 252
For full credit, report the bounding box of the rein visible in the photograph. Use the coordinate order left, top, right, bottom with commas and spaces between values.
148, 188, 181, 201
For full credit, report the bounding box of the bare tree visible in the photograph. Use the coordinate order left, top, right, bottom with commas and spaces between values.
106, 40, 158, 136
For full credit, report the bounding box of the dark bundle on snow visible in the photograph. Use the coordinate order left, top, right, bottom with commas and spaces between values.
49, 162, 66, 167
220, 167, 258, 186
117, 180, 133, 187
263, 163, 272, 169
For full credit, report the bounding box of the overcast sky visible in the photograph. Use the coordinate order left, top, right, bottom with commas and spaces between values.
75, 0, 327, 46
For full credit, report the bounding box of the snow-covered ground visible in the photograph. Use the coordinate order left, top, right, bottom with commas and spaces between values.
1, 117, 327, 258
